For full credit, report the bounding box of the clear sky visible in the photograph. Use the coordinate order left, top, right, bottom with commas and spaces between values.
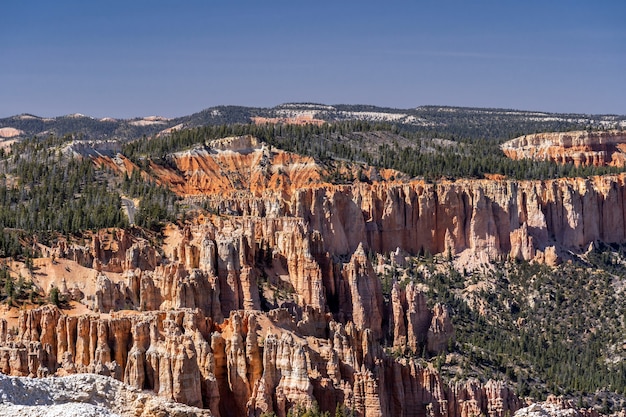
1, 0, 624, 118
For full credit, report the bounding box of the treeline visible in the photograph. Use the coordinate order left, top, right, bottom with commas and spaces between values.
123, 121, 625, 181
120, 122, 369, 159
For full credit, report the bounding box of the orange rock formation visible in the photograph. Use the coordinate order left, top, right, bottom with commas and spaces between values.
502, 130, 626, 167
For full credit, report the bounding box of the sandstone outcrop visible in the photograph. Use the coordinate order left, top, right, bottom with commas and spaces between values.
0, 127, 24, 138
502, 130, 626, 167
514, 395, 600, 417
388, 282, 454, 356
54, 228, 157, 273
293, 176, 626, 259
339, 243, 384, 339
427, 303, 454, 355
1, 306, 217, 411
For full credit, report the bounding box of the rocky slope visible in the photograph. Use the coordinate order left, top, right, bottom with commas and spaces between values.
0, 372, 212, 416
513, 396, 606, 417
97, 134, 403, 199
502, 130, 626, 167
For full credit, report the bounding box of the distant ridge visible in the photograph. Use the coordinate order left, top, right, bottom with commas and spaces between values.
1, 103, 624, 142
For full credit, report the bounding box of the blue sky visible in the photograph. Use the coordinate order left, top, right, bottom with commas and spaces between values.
1, 1, 624, 118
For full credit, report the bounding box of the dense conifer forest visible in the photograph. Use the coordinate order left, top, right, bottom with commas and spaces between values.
0, 135, 178, 257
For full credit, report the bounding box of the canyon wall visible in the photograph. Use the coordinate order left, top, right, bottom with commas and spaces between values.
198, 175, 626, 264
97, 137, 626, 265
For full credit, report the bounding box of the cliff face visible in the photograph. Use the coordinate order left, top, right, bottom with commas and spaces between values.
105, 136, 626, 261
76, 172, 626, 325
207, 175, 626, 262
301, 175, 626, 260
502, 130, 626, 167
